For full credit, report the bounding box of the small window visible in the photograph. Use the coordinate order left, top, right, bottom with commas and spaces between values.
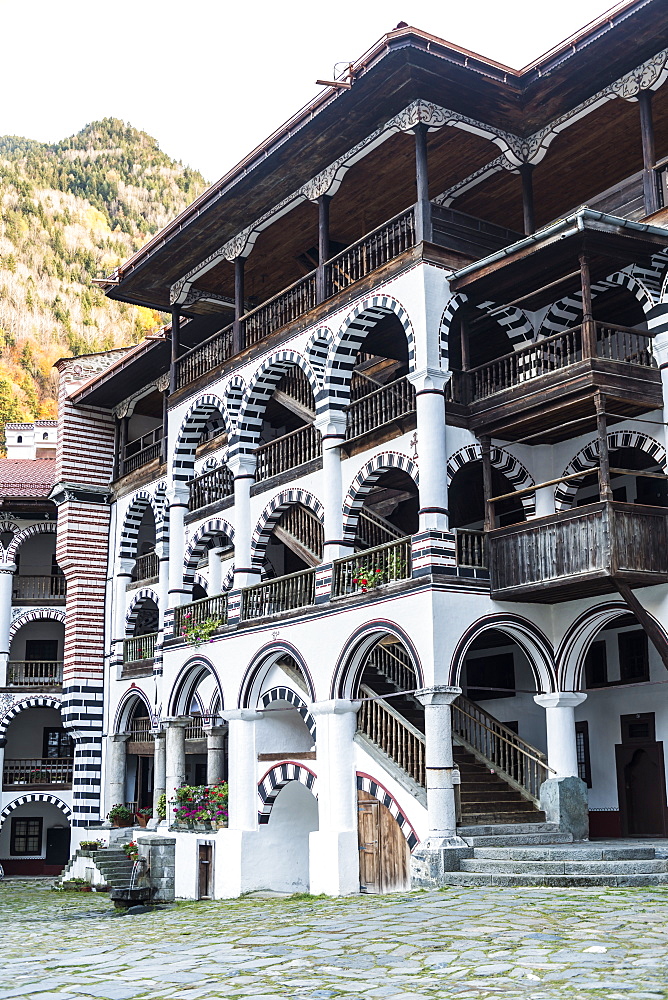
466, 653, 515, 700
16, 436, 22, 443
42, 432, 49, 440
621, 712, 655, 743
584, 641, 608, 688
575, 721, 592, 787
11, 817, 42, 855
43, 728, 74, 759
618, 630, 649, 683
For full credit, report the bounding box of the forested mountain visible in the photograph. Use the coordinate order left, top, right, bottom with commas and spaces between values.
0, 119, 206, 431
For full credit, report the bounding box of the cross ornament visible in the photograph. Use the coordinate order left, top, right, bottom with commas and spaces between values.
410, 432, 418, 460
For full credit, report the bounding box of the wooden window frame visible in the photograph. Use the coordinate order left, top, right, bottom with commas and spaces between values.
575, 721, 592, 788
10, 816, 43, 856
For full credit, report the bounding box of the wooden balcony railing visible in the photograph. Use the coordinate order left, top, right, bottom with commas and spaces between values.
367, 643, 417, 694
255, 423, 321, 482
332, 537, 412, 597
186, 716, 205, 741
245, 272, 318, 348
357, 685, 425, 787
131, 551, 159, 584
188, 465, 234, 512
173, 593, 228, 637
7, 660, 63, 687
123, 632, 158, 664
279, 504, 324, 561
455, 529, 487, 569
345, 375, 416, 440
241, 567, 316, 620
325, 207, 416, 297
175, 323, 234, 391
12, 575, 66, 600
3, 757, 73, 786
275, 368, 316, 412
452, 695, 552, 804
123, 426, 163, 474
356, 509, 404, 550
127, 718, 153, 742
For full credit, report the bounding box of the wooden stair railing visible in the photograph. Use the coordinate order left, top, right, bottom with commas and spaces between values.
357, 684, 425, 787
273, 504, 324, 566
356, 508, 405, 550
452, 694, 553, 805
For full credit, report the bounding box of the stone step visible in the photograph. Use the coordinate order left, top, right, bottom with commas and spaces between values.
458, 821, 561, 837
459, 811, 546, 825
461, 858, 668, 875
461, 797, 536, 809
440, 871, 668, 887
473, 845, 658, 862
460, 788, 526, 800
461, 832, 575, 847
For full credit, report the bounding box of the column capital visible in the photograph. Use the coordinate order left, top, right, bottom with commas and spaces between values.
110, 733, 131, 744
227, 453, 257, 478
117, 558, 135, 576
0, 563, 16, 575
153, 729, 166, 742
314, 411, 348, 441
166, 485, 189, 505
221, 708, 264, 723
408, 367, 451, 393
534, 692, 587, 710
309, 699, 361, 717
204, 724, 228, 736
415, 685, 461, 707
161, 715, 191, 728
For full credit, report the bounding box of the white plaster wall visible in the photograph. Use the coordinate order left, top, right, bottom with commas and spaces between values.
5, 706, 65, 757
0, 801, 70, 860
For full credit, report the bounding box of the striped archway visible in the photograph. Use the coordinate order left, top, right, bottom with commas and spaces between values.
119, 489, 160, 560
0, 793, 71, 827
173, 393, 230, 484
356, 772, 420, 850
539, 270, 654, 338
5, 522, 56, 565
448, 613, 557, 694
125, 588, 159, 636
183, 518, 235, 589
260, 686, 316, 740
447, 443, 536, 518
555, 430, 666, 511
341, 451, 418, 546
439, 293, 534, 367
305, 327, 333, 385
114, 686, 155, 733
250, 489, 324, 570
257, 760, 317, 824
9, 607, 65, 643
0, 694, 62, 738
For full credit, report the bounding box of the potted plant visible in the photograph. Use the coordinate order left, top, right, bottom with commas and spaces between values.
181, 613, 223, 648
123, 841, 139, 861
79, 840, 104, 852
107, 804, 134, 828
157, 793, 166, 821
135, 807, 153, 828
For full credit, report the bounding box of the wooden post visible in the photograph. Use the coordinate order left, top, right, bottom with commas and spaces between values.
170, 305, 180, 394
460, 313, 470, 372
233, 256, 245, 356
414, 123, 432, 244
595, 391, 612, 502
638, 90, 658, 216
480, 436, 495, 530
118, 416, 128, 478
316, 195, 330, 304
614, 580, 668, 671
161, 389, 169, 465
112, 417, 120, 481
519, 163, 535, 235
579, 253, 597, 359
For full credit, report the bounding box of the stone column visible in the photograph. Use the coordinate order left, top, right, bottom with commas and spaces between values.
414, 686, 465, 845
314, 413, 349, 561
534, 691, 589, 840
206, 725, 227, 785
408, 369, 450, 532
156, 541, 169, 633
228, 455, 259, 590
153, 730, 166, 820
207, 547, 226, 596
309, 699, 360, 896
221, 709, 263, 830
0, 563, 16, 687
167, 487, 190, 607
107, 734, 130, 810
113, 558, 134, 669
163, 717, 189, 821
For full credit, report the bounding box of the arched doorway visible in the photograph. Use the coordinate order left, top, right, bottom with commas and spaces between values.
123, 696, 154, 812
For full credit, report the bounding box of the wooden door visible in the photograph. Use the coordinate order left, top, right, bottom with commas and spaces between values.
357, 790, 410, 893
198, 843, 212, 899
616, 713, 667, 836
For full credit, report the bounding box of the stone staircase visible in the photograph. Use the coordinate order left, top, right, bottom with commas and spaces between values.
60, 847, 135, 890
441, 841, 668, 887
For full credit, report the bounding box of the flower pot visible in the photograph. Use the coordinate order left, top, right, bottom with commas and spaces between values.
135, 814, 149, 828
112, 818, 132, 828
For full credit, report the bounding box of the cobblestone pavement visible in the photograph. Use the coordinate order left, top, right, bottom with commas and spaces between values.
1, 879, 667, 1000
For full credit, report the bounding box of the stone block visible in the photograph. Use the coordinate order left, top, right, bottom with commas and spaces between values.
539, 776, 589, 840
410, 845, 473, 887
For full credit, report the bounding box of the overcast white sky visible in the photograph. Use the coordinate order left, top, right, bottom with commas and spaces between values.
1, 0, 624, 182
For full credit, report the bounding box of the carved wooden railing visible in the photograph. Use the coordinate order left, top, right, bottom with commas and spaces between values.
332, 537, 412, 597
12, 575, 66, 600
173, 593, 228, 637
245, 272, 318, 347
241, 567, 316, 620
131, 551, 159, 584
175, 323, 234, 390
278, 504, 324, 561
123, 632, 158, 664
452, 694, 552, 804
356, 508, 405, 550
7, 660, 63, 687
325, 207, 416, 296
127, 718, 153, 742
345, 375, 416, 440
357, 685, 425, 787
455, 529, 487, 569
255, 423, 321, 482
596, 322, 655, 365
275, 367, 316, 413
188, 465, 234, 512
123, 426, 163, 474
366, 643, 417, 694
3, 757, 73, 786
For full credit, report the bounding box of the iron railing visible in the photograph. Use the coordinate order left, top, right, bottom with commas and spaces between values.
357, 685, 425, 787
241, 567, 316, 620
452, 694, 552, 804
131, 551, 159, 584
333, 537, 412, 597
3, 757, 73, 786
255, 423, 321, 482
325, 208, 416, 296
123, 426, 163, 474
6, 660, 63, 687
345, 375, 416, 440
173, 593, 228, 637
188, 465, 234, 512
127, 718, 153, 742
455, 529, 487, 569
12, 575, 66, 600
123, 632, 158, 664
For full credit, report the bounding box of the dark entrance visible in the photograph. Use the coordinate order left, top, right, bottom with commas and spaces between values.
357, 790, 410, 893
198, 842, 213, 899
616, 713, 667, 836
45, 826, 71, 867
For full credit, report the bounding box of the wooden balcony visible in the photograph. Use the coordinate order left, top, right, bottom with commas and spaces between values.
173, 593, 228, 636
344, 375, 416, 447
487, 501, 668, 602
241, 567, 316, 621
123, 631, 158, 665
12, 574, 66, 603
6, 660, 63, 689
128, 551, 159, 587
3, 757, 73, 789
332, 537, 412, 598
462, 323, 661, 442
122, 425, 163, 474
188, 465, 234, 512
255, 423, 321, 483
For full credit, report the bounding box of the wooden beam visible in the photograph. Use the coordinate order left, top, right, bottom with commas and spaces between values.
316, 195, 330, 304
170, 305, 180, 394
519, 163, 535, 236
595, 392, 612, 501
272, 524, 321, 568
579, 254, 596, 359
638, 89, 659, 216
480, 435, 495, 530
271, 389, 316, 423
613, 580, 668, 671
233, 257, 245, 356
161, 388, 169, 464
460, 313, 470, 372
414, 124, 432, 243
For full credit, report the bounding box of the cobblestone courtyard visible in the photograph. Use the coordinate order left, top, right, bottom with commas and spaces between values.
0, 879, 666, 1000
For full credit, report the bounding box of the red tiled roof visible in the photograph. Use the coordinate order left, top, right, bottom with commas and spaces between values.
0, 459, 57, 498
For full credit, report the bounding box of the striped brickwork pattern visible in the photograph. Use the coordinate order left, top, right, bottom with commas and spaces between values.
341, 451, 418, 546
447, 444, 536, 517
555, 430, 667, 510
9, 607, 65, 642
183, 518, 235, 587
304, 327, 332, 385
258, 760, 317, 824
260, 686, 316, 739
173, 394, 230, 483
251, 490, 324, 570
439, 293, 535, 366
0, 694, 62, 738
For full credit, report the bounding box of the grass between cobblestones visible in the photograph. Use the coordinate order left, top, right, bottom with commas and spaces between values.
0, 879, 667, 999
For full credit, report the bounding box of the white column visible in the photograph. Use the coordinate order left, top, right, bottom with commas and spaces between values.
534, 692, 587, 778
309, 699, 360, 896
167, 487, 190, 607
408, 368, 450, 532
314, 413, 349, 562
415, 686, 465, 846
156, 541, 169, 632
221, 709, 263, 830
207, 547, 225, 596
163, 717, 189, 817
206, 725, 227, 785
0, 563, 16, 687
107, 734, 129, 809
153, 730, 166, 820
650, 323, 668, 457
113, 559, 134, 669
228, 454, 259, 590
